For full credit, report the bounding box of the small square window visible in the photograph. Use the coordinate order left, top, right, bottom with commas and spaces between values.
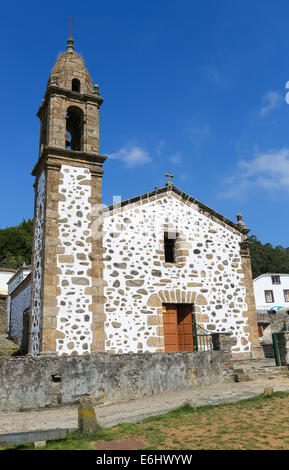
265, 290, 274, 303
284, 290, 289, 302
271, 275, 280, 285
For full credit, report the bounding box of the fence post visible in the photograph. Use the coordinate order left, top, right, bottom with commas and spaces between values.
275, 332, 289, 366
193, 322, 198, 351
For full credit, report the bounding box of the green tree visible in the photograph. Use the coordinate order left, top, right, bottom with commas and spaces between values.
0, 219, 34, 269
248, 235, 289, 278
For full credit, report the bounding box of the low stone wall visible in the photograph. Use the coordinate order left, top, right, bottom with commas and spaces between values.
262, 343, 274, 358
0, 349, 234, 412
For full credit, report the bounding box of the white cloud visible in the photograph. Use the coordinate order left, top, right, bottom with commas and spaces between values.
169, 152, 182, 164
258, 91, 281, 118
156, 140, 165, 155
222, 148, 289, 199
110, 143, 152, 168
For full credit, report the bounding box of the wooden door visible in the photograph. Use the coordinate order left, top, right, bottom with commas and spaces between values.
163, 304, 178, 352
177, 305, 194, 351
163, 304, 194, 352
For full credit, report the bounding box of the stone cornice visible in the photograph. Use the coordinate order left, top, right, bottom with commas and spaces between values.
37, 86, 103, 118
32, 147, 107, 177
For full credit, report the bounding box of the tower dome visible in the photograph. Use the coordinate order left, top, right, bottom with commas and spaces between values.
48, 38, 94, 95
37, 37, 103, 155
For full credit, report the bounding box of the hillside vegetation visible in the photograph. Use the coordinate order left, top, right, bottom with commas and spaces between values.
248, 235, 289, 279
0, 220, 288, 279
0, 219, 33, 269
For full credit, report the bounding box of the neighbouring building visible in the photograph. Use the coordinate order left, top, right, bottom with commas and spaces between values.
253, 273, 289, 314
8, 36, 264, 360
253, 273, 289, 357
7, 266, 31, 351
0, 268, 16, 335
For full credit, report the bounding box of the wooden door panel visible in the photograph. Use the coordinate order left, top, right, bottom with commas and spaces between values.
163, 305, 178, 352
177, 305, 194, 352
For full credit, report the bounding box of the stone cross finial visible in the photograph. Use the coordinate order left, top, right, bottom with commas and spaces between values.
67, 37, 74, 53
165, 172, 174, 185
68, 17, 73, 38
93, 84, 100, 96
50, 75, 58, 86
66, 18, 74, 53
236, 213, 246, 229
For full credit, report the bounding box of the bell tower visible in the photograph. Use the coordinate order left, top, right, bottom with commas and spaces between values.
29, 37, 107, 356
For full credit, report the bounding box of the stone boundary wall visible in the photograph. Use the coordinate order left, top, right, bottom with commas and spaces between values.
0, 349, 234, 412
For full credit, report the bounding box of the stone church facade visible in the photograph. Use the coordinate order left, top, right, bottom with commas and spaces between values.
8, 38, 263, 360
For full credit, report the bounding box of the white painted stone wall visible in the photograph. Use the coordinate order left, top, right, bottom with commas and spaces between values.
31, 170, 46, 355
56, 165, 93, 355
103, 192, 251, 355
9, 283, 31, 346
7, 268, 31, 335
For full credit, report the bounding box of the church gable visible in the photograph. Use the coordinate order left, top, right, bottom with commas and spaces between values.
102, 188, 251, 356
103, 185, 244, 237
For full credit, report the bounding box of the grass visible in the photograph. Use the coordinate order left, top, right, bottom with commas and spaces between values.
3, 392, 289, 450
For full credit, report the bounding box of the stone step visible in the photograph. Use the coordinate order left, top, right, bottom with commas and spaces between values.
232, 359, 289, 382
233, 366, 289, 382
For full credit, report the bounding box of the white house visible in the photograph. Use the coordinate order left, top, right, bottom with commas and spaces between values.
0, 268, 16, 297
0, 268, 16, 335
7, 266, 31, 345
253, 273, 289, 313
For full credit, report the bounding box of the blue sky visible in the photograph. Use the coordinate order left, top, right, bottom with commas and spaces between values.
0, 0, 288, 246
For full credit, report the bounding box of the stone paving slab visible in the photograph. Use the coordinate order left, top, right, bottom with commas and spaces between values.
1, 378, 289, 434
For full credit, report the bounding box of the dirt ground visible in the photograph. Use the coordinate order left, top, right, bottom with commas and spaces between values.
89, 393, 289, 450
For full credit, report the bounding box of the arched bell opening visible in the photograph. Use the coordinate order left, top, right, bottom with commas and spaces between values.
72, 78, 81, 93
65, 106, 84, 151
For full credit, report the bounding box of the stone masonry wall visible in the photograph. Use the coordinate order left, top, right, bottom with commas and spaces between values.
55, 164, 93, 355
30, 170, 46, 355
9, 282, 31, 346
103, 191, 252, 357
0, 349, 234, 412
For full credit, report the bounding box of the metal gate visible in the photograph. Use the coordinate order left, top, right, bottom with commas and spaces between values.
272, 333, 281, 366
193, 322, 213, 351
272, 323, 287, 366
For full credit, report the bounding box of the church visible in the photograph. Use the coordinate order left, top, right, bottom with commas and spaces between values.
7, 37, 263, 360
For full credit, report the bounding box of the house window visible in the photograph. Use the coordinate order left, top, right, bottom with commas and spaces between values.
264, 290, 274, 303
271, 275, 280, 285
164, 232, 177, 263
284, 290, 289, 302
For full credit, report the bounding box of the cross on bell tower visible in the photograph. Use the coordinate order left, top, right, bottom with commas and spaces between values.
29, 37, 108, 356
68, 17, 73, 38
